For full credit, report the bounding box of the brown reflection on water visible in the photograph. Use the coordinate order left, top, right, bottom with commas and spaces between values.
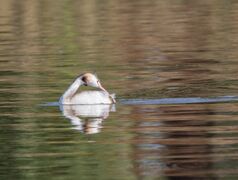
1, 0, 238, 99
130, 103, 238, 178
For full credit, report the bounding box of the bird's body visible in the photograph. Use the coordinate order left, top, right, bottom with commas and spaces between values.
61, 90, 115, 105
59, 73, 116, 105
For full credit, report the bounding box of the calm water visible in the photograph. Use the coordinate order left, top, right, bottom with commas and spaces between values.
1, 0, 238, 179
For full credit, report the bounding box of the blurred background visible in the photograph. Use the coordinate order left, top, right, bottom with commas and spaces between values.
1, 0, 238, 179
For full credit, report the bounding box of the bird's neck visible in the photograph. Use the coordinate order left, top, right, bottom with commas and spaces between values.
60, 79, 83, 104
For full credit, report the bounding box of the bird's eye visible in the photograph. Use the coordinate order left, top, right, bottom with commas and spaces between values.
81, 76, 88, 86
82, 76, 86, 83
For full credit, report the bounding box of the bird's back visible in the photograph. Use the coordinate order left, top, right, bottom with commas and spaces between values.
70, 90, 115, 104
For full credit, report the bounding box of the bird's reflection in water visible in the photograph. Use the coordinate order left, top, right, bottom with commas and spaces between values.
60, 104, 116, 134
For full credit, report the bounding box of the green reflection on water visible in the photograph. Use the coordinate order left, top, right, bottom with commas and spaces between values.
1, 0, 238, 179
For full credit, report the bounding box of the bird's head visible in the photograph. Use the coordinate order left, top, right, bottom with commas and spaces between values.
80, 73, 108, 93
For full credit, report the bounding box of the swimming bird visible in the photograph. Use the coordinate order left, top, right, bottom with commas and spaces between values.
59, 73, 116, 104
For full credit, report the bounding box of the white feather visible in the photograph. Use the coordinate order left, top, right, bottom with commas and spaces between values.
70, 91, 114, 104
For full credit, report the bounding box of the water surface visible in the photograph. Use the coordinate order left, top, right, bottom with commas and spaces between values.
1, 0, 238, 179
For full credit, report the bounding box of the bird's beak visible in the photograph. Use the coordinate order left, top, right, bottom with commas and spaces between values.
98, 83, 116, 104
98, 83, 109, 94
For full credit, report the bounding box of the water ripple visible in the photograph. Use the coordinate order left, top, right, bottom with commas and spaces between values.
120, 96, 238, 105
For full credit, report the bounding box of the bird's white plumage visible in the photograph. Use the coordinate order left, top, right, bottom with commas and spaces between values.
69, 91, 114, 104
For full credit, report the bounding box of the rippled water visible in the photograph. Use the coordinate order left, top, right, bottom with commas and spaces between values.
1, 0, 238, 179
